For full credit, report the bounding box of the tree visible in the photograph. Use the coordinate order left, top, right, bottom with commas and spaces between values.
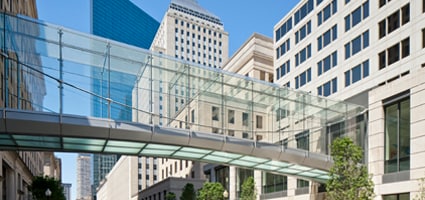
326, 137, 374, 200
241, 176, 256, 200
180, 183, 196, 200
166, 192, 177, 200
197, 182, 225, 200
29, 176, 66, 200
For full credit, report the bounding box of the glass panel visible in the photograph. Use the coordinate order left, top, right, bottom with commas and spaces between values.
352, 7, 362, 27
352, 65, 361, 84
385, 103, 398, 173
352, 36, 362, 55
399, 99, 410, 171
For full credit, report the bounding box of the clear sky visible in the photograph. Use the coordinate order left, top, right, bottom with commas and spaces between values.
35, 0, 299, 199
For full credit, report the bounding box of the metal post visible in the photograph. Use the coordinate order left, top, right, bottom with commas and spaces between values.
220, 73, 224, 135
58, 29, 63, 114
149, 55, 153, 124
3, 13, 9, 108
186, 64, 190, 129
251, 82, 255, 142
107, 42, 111, 119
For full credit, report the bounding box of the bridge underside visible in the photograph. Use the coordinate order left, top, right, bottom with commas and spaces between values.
1, 108, 331, 182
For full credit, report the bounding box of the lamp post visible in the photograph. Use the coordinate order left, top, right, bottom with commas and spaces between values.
45, 188, 52, 200
223, 189, 228, 200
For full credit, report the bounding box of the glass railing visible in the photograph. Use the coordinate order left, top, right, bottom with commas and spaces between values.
0, 12, 366, 155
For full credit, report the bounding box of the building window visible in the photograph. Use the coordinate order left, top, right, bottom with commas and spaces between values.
317, 24, 337, 51
242, 132, 249, 139
228, 130, 235, 137
297, 179, 309, 188
296, 130, 309, 151
317, 0, 337, 26
276, 60, 290, 80
423, 28, 425, 48
345, 1, 369, 32
345, 60, 369, 87
275, 17, 292, 42
242, 112, 249, 126
379, 37, 409, 69
294, 0, 314, 25
385, 96, 410, 174
295, 68, 311, 89
256, 115, 263, 129
318, 51, 337, 76
295, 21, 312, 44
345, 30, 369, 59
262, 172, 287, 193
379, 4, 410, 39
383, 193, 409, 200
317, 78, 337, 97
276, 38, 290, 59
295, 44, 312, 66
212, 106, 219, 121
191, 109, 195, 123
228, 110, 235, 124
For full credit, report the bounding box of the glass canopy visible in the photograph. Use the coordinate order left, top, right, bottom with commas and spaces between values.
0, 13, 366, 181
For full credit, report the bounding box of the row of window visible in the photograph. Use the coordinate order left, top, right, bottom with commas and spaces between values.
345, 60, 369, 87
379, 37, 410, 70
295, 21, 312, 44
317, 24, 337, 51
317, 0, 337, 27
212, 107, 264, 129
378, 3, 410, 39
345, 30, 369, 60
345, 0, 369, 32
294, 0, 314, 25
317, 77, 337, 97
276, 17, 293, 42
295, 68, 312, 89
174, 19, 222, 38
295, 44, 312, 67
276, 60, 290, 80
317, 51, 337, 76
175, 32, 223, 46
276, 38, 290, 59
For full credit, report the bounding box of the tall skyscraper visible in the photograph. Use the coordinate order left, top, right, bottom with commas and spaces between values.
76, 153, 92, 200
271, 0, 425, 199
89, 0, 160, 196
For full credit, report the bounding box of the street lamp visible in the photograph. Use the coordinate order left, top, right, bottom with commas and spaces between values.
223, 189, 228, 200
45, 188, 52, 200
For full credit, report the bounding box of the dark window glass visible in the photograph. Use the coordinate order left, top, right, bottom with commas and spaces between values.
332, 25, 338, 40
262, 172, 287, 193
401, 37, 410, 58
345, 15, 350, 32
318, 37, 322, 51
383, 193, 410, 200
379, 0, 386, 8
297, 179, 309, 188
228, 110, 235, 124
387, 11, 400, 34
352, 35, 362, 55
324, 5, 331, 21
345, 71, 351, 87
422, 28, 425, 49
352, 7, 362, 27
317, 62, 323, 76
324, 55, 331, 72
332, 51, 338, 67
345, 43, 350, 59
401, 4, 410, 25
332, 78, 337, 93
324, 81, 331, 97
352, 64, 361, 83
332, 0, 337, 14
317, 87, 322, 96
242, 112, 249, 126
387, 43, 400, 66
256, 115, 263, 129
363, 60, 369, 78
363, 1, 369, 18
363, 31, 369, 48
212, 106, 219, 121
296, 131, 309, 150
385, 98, 410, 173
379, 51, 386, 70
379, 20, 386, 39
324, 30, 331, 47
318, 12, 323, 26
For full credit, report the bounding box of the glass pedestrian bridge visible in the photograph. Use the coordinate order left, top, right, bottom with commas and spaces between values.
0, 13, 366, 182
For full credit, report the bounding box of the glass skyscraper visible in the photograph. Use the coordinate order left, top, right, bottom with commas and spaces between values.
89, 0, 159, 197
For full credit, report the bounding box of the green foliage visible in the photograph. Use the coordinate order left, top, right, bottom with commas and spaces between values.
326, 137, 374, 200
166, 192, 177, 200
180, 183, 196, 200
197, 182, 225, 200
29, 176, 65, 200
241, 176, 256, 200
414, 176, 425, 200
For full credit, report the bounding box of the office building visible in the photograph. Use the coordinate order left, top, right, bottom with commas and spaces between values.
62, 183, 72, 200
134, 0, 229, 192
0, 1, 47, 200
77, 153, 92, 200
43, 152, 61, 180
273, 0, 425, 199
89, 0, 160, 195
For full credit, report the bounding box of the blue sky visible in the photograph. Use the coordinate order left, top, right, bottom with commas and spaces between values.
35, 0, 299, 199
